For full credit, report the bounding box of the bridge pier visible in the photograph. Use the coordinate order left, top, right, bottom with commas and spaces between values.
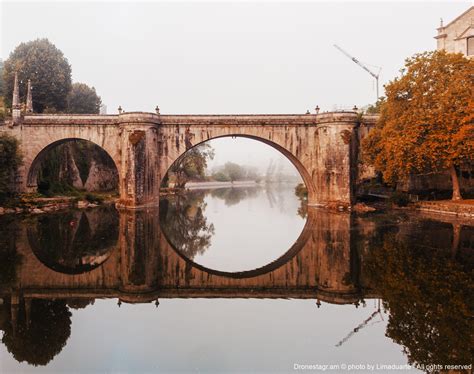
116, 113, 161, 209
308, 119, 358, 207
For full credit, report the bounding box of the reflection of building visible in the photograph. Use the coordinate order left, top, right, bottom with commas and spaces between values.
435, 6, 474, 57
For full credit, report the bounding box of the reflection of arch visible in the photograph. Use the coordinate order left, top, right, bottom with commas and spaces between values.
162, 134, 317, 204
26, 138, 119, 188
160, 203, 315, 279
27, 208, 119, 274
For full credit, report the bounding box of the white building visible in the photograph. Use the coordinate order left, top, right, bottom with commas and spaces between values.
435, 6, 474, 58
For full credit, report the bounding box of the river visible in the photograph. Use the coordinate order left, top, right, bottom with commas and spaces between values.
0, 184, 472, 373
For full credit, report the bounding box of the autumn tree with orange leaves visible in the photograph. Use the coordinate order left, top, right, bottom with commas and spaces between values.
363, 51, 474, 200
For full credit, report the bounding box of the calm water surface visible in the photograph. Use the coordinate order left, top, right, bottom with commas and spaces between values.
0, 184, 472, 373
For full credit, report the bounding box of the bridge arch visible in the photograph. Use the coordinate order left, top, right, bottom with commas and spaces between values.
160, 133, 317, 203
26, 137, 120, 191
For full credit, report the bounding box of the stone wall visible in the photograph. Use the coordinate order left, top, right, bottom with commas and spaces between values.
435, 6, 474, 57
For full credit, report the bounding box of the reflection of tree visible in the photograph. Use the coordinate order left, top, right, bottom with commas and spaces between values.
28, 206, 118, 274
2, 299, 72, 366
210, 187, 259, 207
160, 192, 215, 260
366, 231, 473, 367
0, 217, 21, 288
66, 298, 95, 310
294, 183, 307, 218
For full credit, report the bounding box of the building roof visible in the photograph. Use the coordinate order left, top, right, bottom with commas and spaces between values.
437, 6, 474, 31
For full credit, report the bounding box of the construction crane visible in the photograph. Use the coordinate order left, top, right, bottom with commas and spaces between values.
334, 44, 381, 102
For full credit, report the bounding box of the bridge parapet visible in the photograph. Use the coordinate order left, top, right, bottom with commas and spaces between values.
22, 114, 119, 126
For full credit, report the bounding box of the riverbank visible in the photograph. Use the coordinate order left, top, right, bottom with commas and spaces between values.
185, 180, 260, 189
415, 199, 474, 219
2, 190, 473, 220
0, 193, 117, 215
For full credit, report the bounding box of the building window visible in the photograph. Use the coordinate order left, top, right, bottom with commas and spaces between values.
468, 36, 474, 56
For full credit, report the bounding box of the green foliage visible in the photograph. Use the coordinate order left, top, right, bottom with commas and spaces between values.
213, 171, 231, 182
168, 144, 215, 188
0, 98, 5, 122
85, 193, 104, 203
67, 82, 102, 114
0, 60, 4, 97
363, 97, 386, 114
211, 163, 262, 183
294, 183, 307, 199
218, 162, 245, 182
0, 134, 21, 203
3, 38, 72, 113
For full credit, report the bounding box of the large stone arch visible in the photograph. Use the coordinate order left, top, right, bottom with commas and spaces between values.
157, 114, 359, 207
160, 133, 317, 202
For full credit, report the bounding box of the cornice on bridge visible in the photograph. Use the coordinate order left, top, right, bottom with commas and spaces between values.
18, 111, 378, 127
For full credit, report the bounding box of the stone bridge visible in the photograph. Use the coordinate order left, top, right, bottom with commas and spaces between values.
1, 111, 377, 208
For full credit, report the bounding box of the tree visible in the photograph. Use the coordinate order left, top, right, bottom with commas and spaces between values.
223, 162, 245, 182
363, 51, 474, 200
67, 82, 102, 114
0, 60, 5, 121
167, 144, 214, 189
0, 60, 4, 97
3, 38, 72, 113
0, 134, 21, 203
363, 97, 385, 114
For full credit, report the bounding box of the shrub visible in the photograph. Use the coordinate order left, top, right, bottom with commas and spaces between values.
0, 134, 21, 203
389, 191, 409, 207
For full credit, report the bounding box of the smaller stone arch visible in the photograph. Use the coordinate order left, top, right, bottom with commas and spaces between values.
26, 138, 120, 192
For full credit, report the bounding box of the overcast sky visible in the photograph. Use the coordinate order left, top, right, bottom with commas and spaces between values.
0, 1, 470, 168
1, 0, 470, 114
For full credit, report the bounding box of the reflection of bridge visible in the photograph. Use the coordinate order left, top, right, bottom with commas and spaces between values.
2, 109, 377, 208
0, 207, 379, 331
1, 205, 472, 352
